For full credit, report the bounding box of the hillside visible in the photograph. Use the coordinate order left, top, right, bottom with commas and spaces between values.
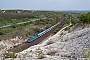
0, 11, 90, 60
17, 25, 90, 60
0, 23, 89, 60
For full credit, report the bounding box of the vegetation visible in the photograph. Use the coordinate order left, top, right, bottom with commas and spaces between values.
66, 14, 77, 25
37, 47, 46, 59
82, 49, 90, 58
3, 52, 17, 58
37, 51, 46, 59
71, 18, 77, 25
0, 18, 36, 26
0, 10, 62, 40
66, 19, 70, 24
0, 30, 5, 35
0, 13, 36, 20
79, 12, 90, 24
54, 26, 62, 34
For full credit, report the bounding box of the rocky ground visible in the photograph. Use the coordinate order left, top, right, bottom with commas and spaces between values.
0, 24, 90, 60
0, 36, 27, 49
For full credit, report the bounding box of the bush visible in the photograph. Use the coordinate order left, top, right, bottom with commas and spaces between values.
66, 19, 70, 24
3, 52, 17, 58
71, 19, 76, 25
79, 13, 90, 24
37, 47, 46, 59
37, 52, 46, 59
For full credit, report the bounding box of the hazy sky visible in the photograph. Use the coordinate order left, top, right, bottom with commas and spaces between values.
0, 0, 90, 11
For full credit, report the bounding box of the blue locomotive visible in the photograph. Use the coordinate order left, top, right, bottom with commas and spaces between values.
28, 22, 60, 42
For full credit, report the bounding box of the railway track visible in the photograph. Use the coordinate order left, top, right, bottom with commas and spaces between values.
9, 15, 65, 53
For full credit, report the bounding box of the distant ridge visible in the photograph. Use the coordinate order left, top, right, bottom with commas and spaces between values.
1, 9, 90, 14
61, 10, 90, 14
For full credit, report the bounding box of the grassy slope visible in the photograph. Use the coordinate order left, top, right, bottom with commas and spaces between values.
0, 18, 36, 26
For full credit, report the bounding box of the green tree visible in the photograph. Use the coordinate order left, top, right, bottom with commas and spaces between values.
86, 13, 90, 23
79, 13, 90, 24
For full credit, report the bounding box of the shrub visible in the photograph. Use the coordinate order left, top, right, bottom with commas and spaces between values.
3, 52, 17, 58
71, 19, 76, 25
66, 19, 70, 24
37, 47, 46, 59
79, 13, 90, 24
37, 51, 46, 59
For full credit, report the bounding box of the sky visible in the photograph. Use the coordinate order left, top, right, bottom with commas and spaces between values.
0, 0, 90, 11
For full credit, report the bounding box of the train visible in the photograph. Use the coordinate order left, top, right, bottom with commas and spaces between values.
28, 22, 60, 42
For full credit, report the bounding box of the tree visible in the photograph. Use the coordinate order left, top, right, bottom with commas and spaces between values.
79, 13, 90, 24
86, 13, 90, 23
80, 14, 87, 23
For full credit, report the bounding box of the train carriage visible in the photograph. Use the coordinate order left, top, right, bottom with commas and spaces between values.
28, 22, 60, 42
28, 35, 39, 42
